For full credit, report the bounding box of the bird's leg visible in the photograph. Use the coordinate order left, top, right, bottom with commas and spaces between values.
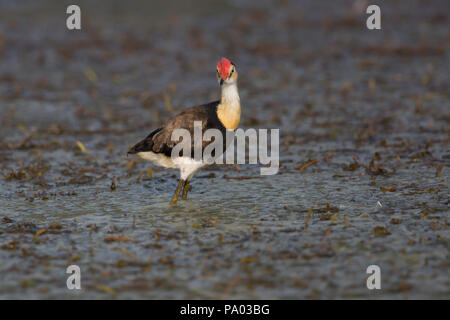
181, 180, 191, 200
170, 179, 185, 205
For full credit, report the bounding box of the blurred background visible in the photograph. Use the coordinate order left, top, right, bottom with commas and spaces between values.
0, 0, 448, 299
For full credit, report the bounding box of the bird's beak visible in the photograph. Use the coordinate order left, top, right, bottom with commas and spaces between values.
219, 78, 224, 85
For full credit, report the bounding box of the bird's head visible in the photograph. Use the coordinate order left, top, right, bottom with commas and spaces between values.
217, 57, 237, 86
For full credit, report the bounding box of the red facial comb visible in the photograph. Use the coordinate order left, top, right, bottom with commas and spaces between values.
217, 57, 231, 79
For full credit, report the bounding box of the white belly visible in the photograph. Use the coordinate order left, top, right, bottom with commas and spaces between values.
137, 152, 204, 180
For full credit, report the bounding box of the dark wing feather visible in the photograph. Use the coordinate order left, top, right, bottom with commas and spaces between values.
127, 127, 167, 155
128, 101, 225, 158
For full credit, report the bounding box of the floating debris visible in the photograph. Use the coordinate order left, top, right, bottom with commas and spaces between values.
380, 186, 396, 192
76, 141, 87, 154
304, 206, 313, 230
299, 159, 319, 173
97, 284, 116, 295
372, 226, 391, 236
420, 210, 428, 219
110, 176, 117, 190
342, 160, 360, 171
84, 68, 98, 82
2, 216, 14, 224
390, 217, 402, 224
104, 235, 134, 243
33, 228, 47, 241
163, 91, 172, 113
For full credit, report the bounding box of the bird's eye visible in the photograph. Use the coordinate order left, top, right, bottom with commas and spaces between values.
230, 68, 234, 75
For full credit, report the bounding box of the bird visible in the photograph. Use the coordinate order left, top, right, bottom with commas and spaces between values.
128, 57, 241, 205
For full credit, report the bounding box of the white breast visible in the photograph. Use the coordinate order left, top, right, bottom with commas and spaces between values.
137, 152, 204, 180
137, 151, 177, 168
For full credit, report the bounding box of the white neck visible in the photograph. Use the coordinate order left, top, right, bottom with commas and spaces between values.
221, 82, 240, 107
217, 82, 241, 130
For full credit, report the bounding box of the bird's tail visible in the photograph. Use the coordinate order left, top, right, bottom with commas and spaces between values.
127, 145, 140, 155
127, 127, 163, 156
127, 138, 151, 156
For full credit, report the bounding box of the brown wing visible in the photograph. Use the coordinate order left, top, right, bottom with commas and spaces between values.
128, 101, 225, 158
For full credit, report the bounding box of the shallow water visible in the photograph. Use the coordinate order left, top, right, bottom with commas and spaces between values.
0, 0, 449, 299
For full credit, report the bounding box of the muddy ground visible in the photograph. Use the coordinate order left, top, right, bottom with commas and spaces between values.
0, 0, 448, 299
